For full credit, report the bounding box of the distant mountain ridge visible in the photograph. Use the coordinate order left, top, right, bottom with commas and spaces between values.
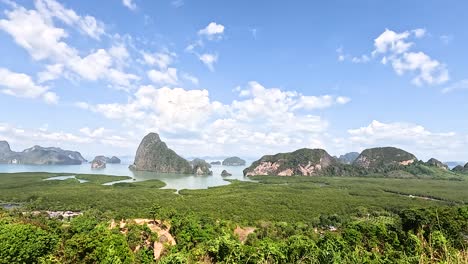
0, 140, 86, 165
337, 152, 360, 164
244, 146, 466, 179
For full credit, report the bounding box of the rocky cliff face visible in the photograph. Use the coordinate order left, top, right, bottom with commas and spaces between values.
426, 158, 449, 170
190, 158, 213, 175
91, 158, 106, 169
0, 141, 11, 154
130, 133, 193, 174
0, 141, 86, 165
243, 148, 336, 176
222, 157, 246, 166
353, 147, 417, 169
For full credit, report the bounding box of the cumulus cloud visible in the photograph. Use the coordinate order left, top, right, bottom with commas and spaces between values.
390, 52, 449, 86
347, 120, 466, 160
0, 1, 139, 90
373, 29, 449, 86
147, 68, 179, 85
34, 0, 105, 40
75, 82, 350, 157
141, 50, 175, 69
340, 28, 448, 86
0, 67, 58, 104
122, 0, 137, 11
198, 22, 225, 39
198, 53, 218, 71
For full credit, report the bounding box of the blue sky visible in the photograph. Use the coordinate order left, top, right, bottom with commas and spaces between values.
0, 0, 467, 161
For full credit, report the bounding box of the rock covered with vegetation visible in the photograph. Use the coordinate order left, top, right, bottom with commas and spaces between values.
337, 152, 360, 164
425, 158, 449, 170
190, 158, 213, 175
221, 170, 232, 176
222, 156, 246, 166
93, 155, 121, 164
91, 158, 106, 169
0, 140, 86, 165
210, 161, 221, 165
243, 148, 336, 176
452, 163, 468, 173
353, 147, 417, 169
130, 133, 192, 174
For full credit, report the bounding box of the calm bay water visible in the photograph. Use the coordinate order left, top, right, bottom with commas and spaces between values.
0, 163, 252, 190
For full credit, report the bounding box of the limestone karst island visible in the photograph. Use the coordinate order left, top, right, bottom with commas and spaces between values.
0, 0, 467, 263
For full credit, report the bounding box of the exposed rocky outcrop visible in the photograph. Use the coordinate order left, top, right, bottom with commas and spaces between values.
190, 158, 213, 175
243, 148, 336, 176
91, 158, 106, 169
222, 156, 246, 166
130, 133, 193, 174
353, 147, 417, 169
337, 152, 360, 164
93, 155, 121, 164
0, 141, 86, 165
425, 158, 449, 170
210, 161, 221, 165
221, 170, 232, 177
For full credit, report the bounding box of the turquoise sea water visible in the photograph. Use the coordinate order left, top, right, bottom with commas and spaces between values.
0, 163, 252, 190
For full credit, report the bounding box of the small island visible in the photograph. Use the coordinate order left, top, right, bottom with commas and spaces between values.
222, 156, 246, 166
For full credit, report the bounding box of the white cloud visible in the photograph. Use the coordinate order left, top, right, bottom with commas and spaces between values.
347, 120, 466, 160
34, 0, 105, 40
199, 53, 218, 71
141, 50, 175, 69
0, 67, 57, 104
75, 82, 350, 157
171, 0, 184, 8
351, 55, 370, 64
0, 122, 136, 155
293, 95, 350, 110
373, 29, 413, 55
42, 91, 59, 104
198, 22, 225, 39
0, 2, 138, 90
182, 73, 199, 85
391, 52, 449, 86
79, 127, 106, 137
441, 79, 468, 94
122, 0, 137, 11
370, 28, 450, 86
37, 64, 64, 83
412, 28, 426, 38
147, 68, 178, 85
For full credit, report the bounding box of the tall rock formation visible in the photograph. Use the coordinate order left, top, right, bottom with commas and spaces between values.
130, 133, 192, 173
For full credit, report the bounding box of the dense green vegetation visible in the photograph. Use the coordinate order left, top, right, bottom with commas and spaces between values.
1, 204, 466, 263
0, 172, 467, 263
